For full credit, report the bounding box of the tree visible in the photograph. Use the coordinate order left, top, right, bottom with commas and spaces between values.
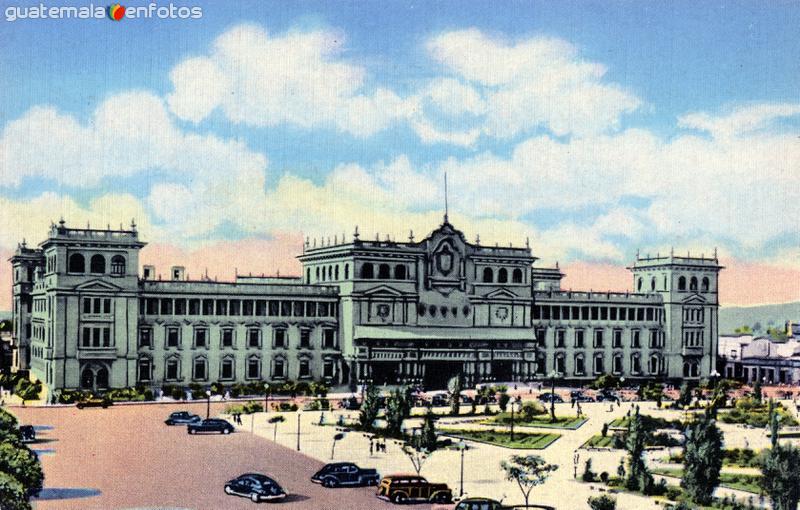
0, 471, 29, 510
760, 442, 800, 510
625, 407, 650, 492
587, 494, 617, 510
420, 407, 438, 451
752, 380, 762, 405
358, 384, 380, 431
677, 382, 693, 408
384, 386, 412, 436
498, 391, 510, 413
13, 380, 40, 405
448, 375, 463, 417
401, 443, 430, 476
500, 454, 557, 507
0, 443, 43, 497
682, 413, 723, 506
268, 415, 285, 441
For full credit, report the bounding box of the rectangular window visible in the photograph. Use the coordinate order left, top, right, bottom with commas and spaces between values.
242, 300, 254, 316
535, 328, 547, 348
216, 300, 227, 316
294, 301, 305, 317
562, 306, 570, 320
555, 355, 565, 373
256, 300, 267, 316
532, 306, 540, 320
306, 302, 317, 317
300, 329, 311, 348
93, 298, 102, 314
195, 329, 208, 348
632, 356, 641, 374
575, 356, 585, 375
247, 358, 260, 379
613, 330, 622, 348
273, 358, 285, 378
591, 307, 599, 321
600, 307, 608, 321
613, 356, 623, 374
581, 307, 589, 320
637, 308, 644, 321
221, 358, 234, 380
83, 298, 91, 314
189, 299, 200, 315
221, 329, 234, 348
594, 329, 604, 348
552, 306, 560, 320
166, 359, 179, 380
610, 307, 617, 321
248, 329, 260, 348
281, 301, 292, 316
160, 299, 172, 315
555, 330, 565, 348
274, 329, 286, 348
146, 298, 158, 315
323, 329, 336, 349
82, 328, 91, 347
268, 300, 280, 316
174, 299, 186, 315
299, 359, 311, 378
103, 328, 110, 347
594, 356, 604, 374
193, 358, 207, 380
167, 327, 180, 348
139, 329, 152, 348
323, 361, 334, 378
575, 330, 585, 348
646, 308, 654, 321
230, 300, 240, 316
318, 302, 329, 317
542, 306, 550, 320
631, 330, 641, 348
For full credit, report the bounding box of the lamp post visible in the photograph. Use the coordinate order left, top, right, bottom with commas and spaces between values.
264, 383, 270, 413
457, 439, 467, 497
548, 370, 558, 423
205, 390, 211, 419
296, 408, 302, 451
573, 451, 580, 479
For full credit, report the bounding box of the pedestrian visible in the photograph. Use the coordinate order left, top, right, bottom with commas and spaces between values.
369, 440, 374, 457
577, 402, 583, 416
571, 398, 575, 409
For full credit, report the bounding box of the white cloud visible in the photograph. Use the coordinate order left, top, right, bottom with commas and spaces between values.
678, 103, 800, 140
167, 24, 416, 138
425, 28, 641, 139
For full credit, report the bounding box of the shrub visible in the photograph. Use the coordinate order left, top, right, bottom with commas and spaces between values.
498, 392, 510, 412
56, 389, 91, 404
0, 442, 43, 497
599, 471, 609, 483
272, 402, 298, 412
521, 401, 546, 421
587, 494, 616, 510
601, 423, 609, 437
0, 471, 28, 510
582, 458, 596, 482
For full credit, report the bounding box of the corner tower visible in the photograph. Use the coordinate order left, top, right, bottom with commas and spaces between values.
629, 250, 723, 380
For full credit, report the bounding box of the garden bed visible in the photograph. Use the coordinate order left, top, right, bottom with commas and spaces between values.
438, 429, 560, 449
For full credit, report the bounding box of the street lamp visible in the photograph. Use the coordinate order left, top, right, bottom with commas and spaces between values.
264, 383, 271, 413
296, 408, 302, 451
457, 439, 468, 497
205, 390, 211, 419
548, 370, 559, 423
573, 451, 580, 479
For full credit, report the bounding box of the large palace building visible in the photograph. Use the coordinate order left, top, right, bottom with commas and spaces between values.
9, 217, 721, 393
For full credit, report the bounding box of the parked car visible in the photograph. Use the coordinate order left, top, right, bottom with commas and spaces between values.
537, 392, 564, 403
164, 411, 202, 426
311, 462, 380, 487
339, 396, 361, 410
595, 390, 619, 402
187, 418, 234, 435
377, 474, 452, 504
429, 393, 449, 407
75, 396, 113, 409
453, 497, 505, 510
569, 391, 594, 403
18, 425, 35, 443
224, 473, 286, 503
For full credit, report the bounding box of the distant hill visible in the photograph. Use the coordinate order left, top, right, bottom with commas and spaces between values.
719, 302, 800, 335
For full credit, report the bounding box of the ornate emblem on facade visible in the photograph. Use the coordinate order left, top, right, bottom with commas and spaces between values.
376, 303, 390, 320
495, 306, 509, 321
435, 243, 454, 275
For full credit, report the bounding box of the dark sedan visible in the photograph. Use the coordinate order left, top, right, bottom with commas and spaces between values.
570, 391, 594, 403
187, 418, 234, 435
311, 462, 380, 487
224, 473, 286, 503
537, 392, 564, 403
18, 425, 35, 443
165, 411, 202, 425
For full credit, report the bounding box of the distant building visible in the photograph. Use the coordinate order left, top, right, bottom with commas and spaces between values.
10, 216, 720, 393
719, 334, 800, 384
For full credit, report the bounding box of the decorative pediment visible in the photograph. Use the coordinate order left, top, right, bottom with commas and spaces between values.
362, 285, 404, 297
681, 293, 707, 304
75, 279, 123, 292
486, 288, 518, 300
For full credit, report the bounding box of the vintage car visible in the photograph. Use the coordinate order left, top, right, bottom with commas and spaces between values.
569, 391, 595, 403
18, 425, 35, 443
376, 474, 452, 504
453, 497, 505, 510
224, 473, 286, 503
311, 462, 380, 488
187, 418, 235, 435
164, 411, 202, 426
75, 396, 113, 409
536, 392, 564, 403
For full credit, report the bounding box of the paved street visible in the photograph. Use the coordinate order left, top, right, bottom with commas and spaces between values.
11, 402, 411, 510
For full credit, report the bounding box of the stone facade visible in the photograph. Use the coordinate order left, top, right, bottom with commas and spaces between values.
10, 218, 721, 392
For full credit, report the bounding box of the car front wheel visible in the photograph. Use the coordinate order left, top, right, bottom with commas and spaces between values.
391, 492, 407, 504
223, 428, 231, 435
322, 478, 337, 488
224, 485, 233, 495
250, 492, 260, 503
188, 429, 195, 434
433, 492, 451, 504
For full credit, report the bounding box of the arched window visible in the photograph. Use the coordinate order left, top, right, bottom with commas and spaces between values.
394, 265, 406, 280
678, 276, 686, 291
482, 267, 493, 283
95, 366, 109, 389
344, 264, 350, 279
335, 265, 339, 280
593, 354, 604, 374
316, 267, 320, 281
110, 255, 126, 275
512, 268, 523, 283
378, 264, 391, 279
306, 268, 311, 283
90, 254, 105, 274
650, 277, 656, 291
360, 263, 374, 279
574, 353, 586, 375
631, 354, 641, 374
498, 268, 508, 283
650, 355, 661, 375
701, 277, 710, 292
69, 253, 85, 273
137, 357, 152, 382
689, 277, 698, 291
613, 354, 623, 374
637, 277, 643, 291
663, 276, 667, 290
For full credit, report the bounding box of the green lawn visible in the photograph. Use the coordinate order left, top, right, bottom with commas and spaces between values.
651, 468, 762, 494
582, 434, 616, 448
483, 413, 587, 429
441, 429, 560, 449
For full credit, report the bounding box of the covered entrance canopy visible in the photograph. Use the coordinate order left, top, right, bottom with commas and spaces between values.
352, 325, 537, 389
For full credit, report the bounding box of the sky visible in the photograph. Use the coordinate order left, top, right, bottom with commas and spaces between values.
0, 0, 798, 308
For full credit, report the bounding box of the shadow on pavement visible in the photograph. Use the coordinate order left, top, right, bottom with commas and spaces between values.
282, 494, 311, 503
34, 488, 102, 500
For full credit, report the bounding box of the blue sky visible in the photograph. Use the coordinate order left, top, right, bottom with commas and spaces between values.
0, 0, 798, 304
